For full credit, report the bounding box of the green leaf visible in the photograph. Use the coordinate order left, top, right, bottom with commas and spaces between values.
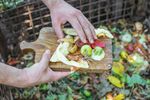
107, 75, 124, 88
67, 86, 73, 94
58, 94, 67, 100
146, 80, 150, 85
114, 94, 125, 100
126, 74, 146, 87
39, 84, 49, 91
46, 95, 57, 100
67, 95, 73, 100
112, 62, 125, 77
83, 90, 91, 97
63, 28, 77, 36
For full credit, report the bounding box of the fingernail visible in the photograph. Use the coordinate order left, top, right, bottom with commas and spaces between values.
95, 36, 97, 39
90, 39, 94, 43
46, 49, 50, 54
83, 39, 87, 43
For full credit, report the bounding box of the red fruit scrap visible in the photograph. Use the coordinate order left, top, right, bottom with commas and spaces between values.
125, 43, 134, 52
90, 39, 106, 48
75, 39, 84, 47
75, 39, 106, 48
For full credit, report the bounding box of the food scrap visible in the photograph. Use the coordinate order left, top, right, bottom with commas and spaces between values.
50, 27, 113, 68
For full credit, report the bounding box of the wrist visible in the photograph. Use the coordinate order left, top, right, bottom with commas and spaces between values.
16, 68, 31, 88
42, 0, 64, 10
22, 68, 37, 87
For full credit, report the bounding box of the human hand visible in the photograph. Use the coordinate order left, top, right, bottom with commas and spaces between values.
44, 0, 97, 43
24, 50, 70, 87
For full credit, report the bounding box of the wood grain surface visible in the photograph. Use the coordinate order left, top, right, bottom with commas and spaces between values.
20, 27, 112, 73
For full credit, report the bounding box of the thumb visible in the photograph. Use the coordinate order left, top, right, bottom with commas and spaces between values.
52, 71, 71, 81
39, 50, 51, 69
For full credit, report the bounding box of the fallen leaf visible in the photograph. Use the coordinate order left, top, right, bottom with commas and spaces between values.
114, 94, 125, 100
112, 62, 125, 77
107, 76, 124, 88
125, 74, 146, 87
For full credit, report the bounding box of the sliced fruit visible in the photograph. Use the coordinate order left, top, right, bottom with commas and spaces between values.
91, 46, 105, 61
80, 45, 92, 57
95, 28, 114, 38
90, 39, 106, 48
63, 28, 77, 36
69, 44, 78, 54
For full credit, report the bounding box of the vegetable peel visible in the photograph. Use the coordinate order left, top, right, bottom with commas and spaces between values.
95, 28, 114, 38
50, 42, 89, 68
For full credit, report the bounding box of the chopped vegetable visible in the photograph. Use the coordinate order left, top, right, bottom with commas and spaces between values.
95, 28, 114, 38
120, 51, 129, 60
50, 42, 89, 68
80, 45, 92, 57
134, 22, 143, 33
125, 43, 134, 52
67, 54, 82, 61
91, 47, 105, 61
76, 39, 106, 48
131, 53, 144, 66
69, 44, 78, 54
59, 42, 70, 56
127, 55, 135, 64
90, 39, 106, 48
63, 28, 77, 36
121, 33, 132, 43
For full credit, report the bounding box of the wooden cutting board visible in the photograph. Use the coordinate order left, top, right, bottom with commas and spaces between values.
20, 27, 112, 73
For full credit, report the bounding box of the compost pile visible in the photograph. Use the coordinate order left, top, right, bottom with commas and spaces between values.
8, 19, 150, 100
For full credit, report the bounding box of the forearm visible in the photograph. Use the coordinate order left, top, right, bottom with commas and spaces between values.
0, 62, 28, 88
41, 0, 63, 9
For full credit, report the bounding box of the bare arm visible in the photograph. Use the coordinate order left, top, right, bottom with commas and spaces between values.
0, 50, 70, 88
0, 63, 27, 88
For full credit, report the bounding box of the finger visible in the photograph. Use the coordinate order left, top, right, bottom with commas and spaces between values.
68, 17, 87, 43
39, 50, 51, 69
52, 71, 71, 81
90, 25, 97, 39
81, 14, 97, 39
52, 20, 64, 39
77, 15, 94, 43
